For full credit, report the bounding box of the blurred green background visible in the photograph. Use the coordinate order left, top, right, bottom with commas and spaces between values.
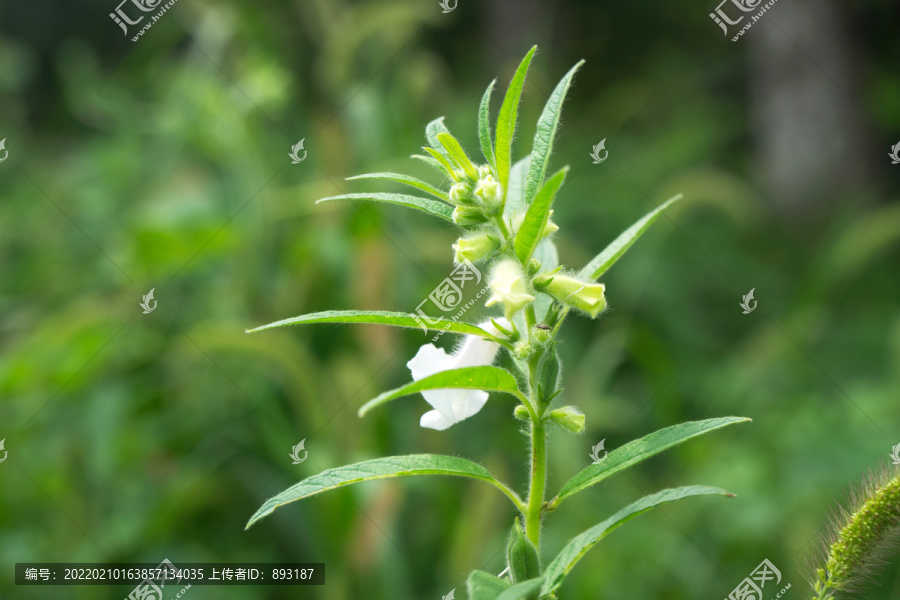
2, 0, 900, 598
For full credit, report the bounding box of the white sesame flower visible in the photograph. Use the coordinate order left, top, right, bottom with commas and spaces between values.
485, 259, 535, 316
407, 318, 510, 430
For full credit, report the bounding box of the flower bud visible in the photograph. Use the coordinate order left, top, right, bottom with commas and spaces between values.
474, 176, 502, 207
453, 233, 499, 264
449, 182, 474, 204
548, 405, 585, 434
452, 205, 489, 227
485, 259, 535, 317
532, 326, 552, 346
513, 339, 531, 360
534, 273, 606, 318
514, 404, 530, 421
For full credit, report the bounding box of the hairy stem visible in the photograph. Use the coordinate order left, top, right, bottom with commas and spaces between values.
551, 306, 570, 338
493, 215, 512, 244
523, 342, 548, 547
525, 417, 547, 546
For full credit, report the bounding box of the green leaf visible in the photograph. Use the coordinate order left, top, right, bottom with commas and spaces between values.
578, 194, 682, 281
542, 486, 732, 593
317, 192, 454, 222
497, 578, 543, 600
496, 46, 537, 205
424, 147, 460, 180
552, 417, 749, 506
358, 366, 524, 418
411, 153, 449, 176
247, 455, 525, 528
346, 172, 449, 201
246, 310, 492, 337
514, 168, 567, 263
426, 116, 453, 156
467, 570, 510, 600
437, 132, 479, 180
503, 157, 531, 222
479, 79, 497, 170
524, 60, 584, 206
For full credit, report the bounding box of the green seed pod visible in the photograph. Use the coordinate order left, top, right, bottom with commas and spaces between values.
536, 345, 561, 407
506, 517, 541, 584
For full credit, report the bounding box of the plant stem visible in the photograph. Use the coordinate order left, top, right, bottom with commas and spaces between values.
525, 417, 547, 547
521, 294, 548, 546
551, 306, 570, 337
813, 582, 833, 600
493, 215, 512, 243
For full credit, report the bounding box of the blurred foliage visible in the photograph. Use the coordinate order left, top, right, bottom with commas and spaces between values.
1, 0, 900, 598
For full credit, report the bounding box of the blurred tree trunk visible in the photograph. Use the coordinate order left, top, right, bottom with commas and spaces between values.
749, 0, 870, 217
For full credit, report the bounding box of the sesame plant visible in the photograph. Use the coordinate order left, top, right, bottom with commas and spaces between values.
245, 46, 750, 599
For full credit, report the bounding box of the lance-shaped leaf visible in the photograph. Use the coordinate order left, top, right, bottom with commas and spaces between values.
358, 366, 525, 417
496, 46, 537, 205
424, 147, 459, 179
578, 194, 682, 281
524, 60, 584, 205
437, 132, 479, 180
411, 153, 448, 176
246, 310, 493, 338
550, 417, 749, 507
346, 172, 449, 201
514, 168, 567, 263
317, 192, 454, 222
497, 578, 544, 600
503, 157, 531, 221
467, 570, 510, 600
246, 455, 525, 528
426, 116, 453, 157
479, 79, 497, 170
542, 486, 732, 594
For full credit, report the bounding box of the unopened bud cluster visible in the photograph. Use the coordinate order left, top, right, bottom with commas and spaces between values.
448, 165, 508, 265
440, 153, 607, 337
449, 165, 503, 228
